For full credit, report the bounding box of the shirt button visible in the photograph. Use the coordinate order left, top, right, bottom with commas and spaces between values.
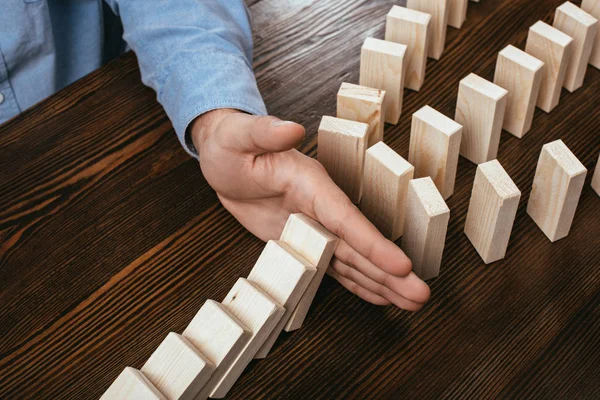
0, 92, 4, 105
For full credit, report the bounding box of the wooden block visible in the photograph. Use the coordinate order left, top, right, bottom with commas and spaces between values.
447, 0, 468, 29
141, 333, 215, 400
553, 2, 598, 91
527, 139, 587, 242
317, 115, 369, 204
336, 82, 386, 148
360, 37, 407, 125
582, 0, 600, 69
248, 240, 317, 358
361, 142, 415, 240
281, 214, 339, 332
592, 153, 600, 195
493, 45, 544, 138
385, 6, 431, 91
464, 160, 521, 264
407, 0, 449, 60
101, 367, 166, 400
455, 73, 508, 164
209, 278, 284, 398
525, 21, 574, 113
401, 177, 450, 280
409, 105, 462, 199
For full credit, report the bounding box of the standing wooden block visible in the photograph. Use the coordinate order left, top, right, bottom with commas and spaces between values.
361, 142, 414, 240
385, 6, 431, 91
401, 177, 450, 280
527, 139, 587, 242
525, 21, 574, 113
141, 333, 215, 400
101, 367, 166, 400
317, 115, 369, 203
582, 0, 600, 69
360, 37, 407, 125
409, 105, 462, 199
407, 0, 449, 60
553, 2, 598, 91
493, 45, 544, 138
591, 153, 600, 195
464, 160, 521, 264
447, 0, 468, 29
281, 214, 339, 332
455, 73, 508, 164
336, 82, 386, 148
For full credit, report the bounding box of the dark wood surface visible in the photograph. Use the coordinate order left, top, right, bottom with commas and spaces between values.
1, 0, 599, 398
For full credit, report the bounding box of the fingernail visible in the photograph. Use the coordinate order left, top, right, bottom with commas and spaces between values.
271, 119, 295, 127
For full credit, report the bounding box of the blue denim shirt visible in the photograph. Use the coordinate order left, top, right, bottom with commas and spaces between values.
0, 0, 267, 156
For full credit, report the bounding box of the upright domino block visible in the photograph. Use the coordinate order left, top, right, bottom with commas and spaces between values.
592, 153, 600, 195
447, 0, 468, 29
281, 214, 339, 332
141, 333, 215, 400
407, 0, 449, 60
317, 116, 369, 203
464, 160, 521, 264
493, 45, 544, 138
553, 2, 598, 92
385, 6, 431, 91
361, 142, 414, 240
401, 177, 450, 280
525, 21, 574, 113
101, 367, 166, 400
209, 278, 284, 398
360, 37, 407, 125
582, 0, 600, 69
409, 105, 462, 199
455, 73, 508, 164
337, 82, 386, 148
527, 140, 587, 242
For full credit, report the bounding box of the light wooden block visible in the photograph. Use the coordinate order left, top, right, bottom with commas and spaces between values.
101, 367, 166, 400
553, 2, 598, 91
455, 73, 508, 164
360, 37, 407, 125
409, 105, 462, 199
493, 45, 544, 138
248, 240, 317, 358
361, 142, 415, 240
582, 0, 600, 68
209, 278, 284, 398
407, 0, 449, 60
385, 6, 431, 91
401, 177, 450, 280
525, 21, 574, 113
464, 160, 521, 264
447, 0, 468, 29
527, 139, 587, 242
336, 82, 386, 148
317, 115, 369, 204
592, 153, 600, 195
141, 333, 215, 400
281, 214, 339, 332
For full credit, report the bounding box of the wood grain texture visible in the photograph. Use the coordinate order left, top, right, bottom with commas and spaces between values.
448, 0, 468, 29
1, 0, 600, 399
592, 153, 600, 195
581, 0, 600, 68
407, 0, 450, 60
101, 367, 166, 400
336, 82, 386, 147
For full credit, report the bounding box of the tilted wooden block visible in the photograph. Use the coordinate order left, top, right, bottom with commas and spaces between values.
407, 0, 449, 60
317, 115, 369, 204
447, 0, 468, 29
385, 6, 431, 91
527, 139, 587, 242
409, 105, 462, 199
101, 367, 166, 400
281, 214, 339, 332
464, 160, 521, 264
455, 73, 508, 164
360, 37, 407, 125
525, 21, 574, 113
336, 82, 386, 148
582, 0, 600, 69
401, 177, 450, 280
592, 153, 600, 195
553, 2, 598, 92
493, 45, 544, 138
361, 142, 415, 240
249, 240, 317, 358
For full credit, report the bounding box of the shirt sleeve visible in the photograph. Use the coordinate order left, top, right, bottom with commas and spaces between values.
103, 0, 267, 157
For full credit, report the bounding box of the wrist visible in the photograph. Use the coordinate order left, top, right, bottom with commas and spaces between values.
190, 108, 238, 152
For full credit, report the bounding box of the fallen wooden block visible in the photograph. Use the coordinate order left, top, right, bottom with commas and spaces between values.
361, 142, 414, 240
336, 82, 386, 148
493, 45, 544, 138
407, 0, 449, 60
455, 73, 508, 164
401, 177, 450, 280
317, 115, 369, 204
101, 367, 166, 400
409, 105, 462, 199
447, 0, 468, 29
464, 160, 521, 264
553, 1, 598, 92
527, 139, 587, 242
281, 214, 339, 332
582, 0, 600, 69
592, 154, 600, 195
385, 6, 431, 91
360, 37, 407, 125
